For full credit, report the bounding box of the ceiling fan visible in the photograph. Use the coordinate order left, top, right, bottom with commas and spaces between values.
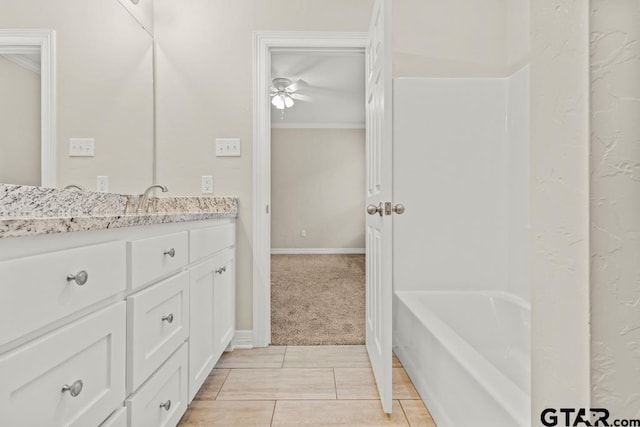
270, 77, 313, 110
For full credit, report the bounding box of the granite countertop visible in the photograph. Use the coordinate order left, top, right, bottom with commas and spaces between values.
0, 184, 238, 239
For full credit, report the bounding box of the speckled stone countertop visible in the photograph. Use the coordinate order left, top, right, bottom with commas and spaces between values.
0, 184, 238, 239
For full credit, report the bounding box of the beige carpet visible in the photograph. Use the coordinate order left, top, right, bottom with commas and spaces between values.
271, 254, 365, 345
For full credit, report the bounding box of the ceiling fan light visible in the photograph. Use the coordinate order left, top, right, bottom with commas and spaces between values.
284, 94, 294, 108
272, 94, 285, 110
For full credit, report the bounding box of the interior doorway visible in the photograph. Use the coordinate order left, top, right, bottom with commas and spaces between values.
269, 50, 366, 344
252, 32, 368, 347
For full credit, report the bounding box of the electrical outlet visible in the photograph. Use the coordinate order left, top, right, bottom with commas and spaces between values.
96, 176, 109, 192
201, 176, 213, 193
215, 138, 241, 157
69, 138, 95, 157
300, 230, 306, 238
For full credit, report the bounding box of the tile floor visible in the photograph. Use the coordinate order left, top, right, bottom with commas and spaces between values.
178, 345, 437, 426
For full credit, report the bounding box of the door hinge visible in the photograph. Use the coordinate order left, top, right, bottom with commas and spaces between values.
266, 204, 270, 214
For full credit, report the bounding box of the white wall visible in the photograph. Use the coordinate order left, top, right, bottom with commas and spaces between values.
0, 0, 154, 192
392, 0, 507, 77
154, 0, 374, 330
0, 56, 40, 186
590, 0, 640, 418
530, 0, 591, 419
271, 128, 365, 251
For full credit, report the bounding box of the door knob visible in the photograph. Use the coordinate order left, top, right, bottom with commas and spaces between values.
393, 204, 406, 215
366, 203, 383, 216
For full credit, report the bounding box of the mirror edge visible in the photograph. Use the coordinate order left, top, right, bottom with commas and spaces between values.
0, 29, 56, 188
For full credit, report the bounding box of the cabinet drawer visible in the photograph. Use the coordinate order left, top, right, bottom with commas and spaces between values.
0, 302, 126, 427
0, 241, 126, 347
127, 272, 189, 393
126, 343, 188, 427
100, 407, 127, 427
189, 223, 235, 263
128, 232, 188, 290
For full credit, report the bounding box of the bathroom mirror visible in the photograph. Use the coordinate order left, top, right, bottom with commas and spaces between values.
0, 0, 154, 193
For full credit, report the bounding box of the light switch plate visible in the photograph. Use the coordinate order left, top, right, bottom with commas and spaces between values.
215, 138, 240, 157
69, 138, 95, 157
201, 176, 213, 193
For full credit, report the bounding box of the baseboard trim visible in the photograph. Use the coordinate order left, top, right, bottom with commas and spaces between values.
271, 248, 365, 255
233, 330, 254, 349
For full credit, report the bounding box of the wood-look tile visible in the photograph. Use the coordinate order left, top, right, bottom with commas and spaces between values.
217, 368, 336, 400
334, 367, 378, 399
392, 353, 402, 368
284, 345, 370, 368
334, 368, 420, 400
272, 400, 409, 426
400, 400, 437, 427
215, 346, 286, 368
178, 400, 275, 426
193, 369, 230, 401
393, 368, 420, 399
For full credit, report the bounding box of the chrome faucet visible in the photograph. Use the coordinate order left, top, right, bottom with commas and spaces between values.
63, 184, 85, 191
137, 184, 168, 213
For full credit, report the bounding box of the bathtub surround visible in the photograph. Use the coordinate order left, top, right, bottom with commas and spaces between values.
391, 68, 530, 426
270, 255, 365, 346
590, 0, 640, 417
0, 184, 238, 238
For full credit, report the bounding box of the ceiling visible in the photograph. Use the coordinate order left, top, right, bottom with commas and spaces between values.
270, 51, 365, 128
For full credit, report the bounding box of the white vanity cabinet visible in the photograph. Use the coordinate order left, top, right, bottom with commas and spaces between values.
187, 223, 235, 401
0, 217, 236, 427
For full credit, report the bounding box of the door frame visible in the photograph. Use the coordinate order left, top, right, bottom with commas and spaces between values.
252, 31, 368, 347
0, 29, 56, 187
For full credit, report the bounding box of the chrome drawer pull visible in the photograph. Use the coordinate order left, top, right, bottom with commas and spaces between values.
159, 400, 172, 411
163, 248, 176, 258
162, 313, 174, 324
61, 379, 83, 397
215, 266, 226, 274
66, 270, 88, 286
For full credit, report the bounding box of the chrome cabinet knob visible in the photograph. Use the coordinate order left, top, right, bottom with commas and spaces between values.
163, 248, 176, 258
159, 400, 172, 411
366, 203, 383, 216
67, 270, 88, 286
215, 266, 227, 274
393, 204, 406, 215
162, 313, 174, 324
62, 379, 83, 397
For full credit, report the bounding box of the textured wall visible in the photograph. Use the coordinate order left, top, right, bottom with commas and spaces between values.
0, 56, 40, 186
590, 0, 640, 417
530, 0, 591, 420
271, 129, 365, 251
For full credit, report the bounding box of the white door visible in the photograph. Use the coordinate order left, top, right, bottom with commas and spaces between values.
365, 0, 393, 414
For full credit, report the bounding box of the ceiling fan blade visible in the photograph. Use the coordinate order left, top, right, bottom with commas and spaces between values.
290, 93, 313, 102
286, 79, 307, 93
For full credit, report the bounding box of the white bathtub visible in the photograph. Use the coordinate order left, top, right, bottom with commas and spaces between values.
393, 291, 530, 427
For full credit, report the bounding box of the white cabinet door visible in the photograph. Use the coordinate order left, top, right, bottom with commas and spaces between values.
213, 251, 235, 358
188, 257, 216, 402
187, 249, 235, 402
